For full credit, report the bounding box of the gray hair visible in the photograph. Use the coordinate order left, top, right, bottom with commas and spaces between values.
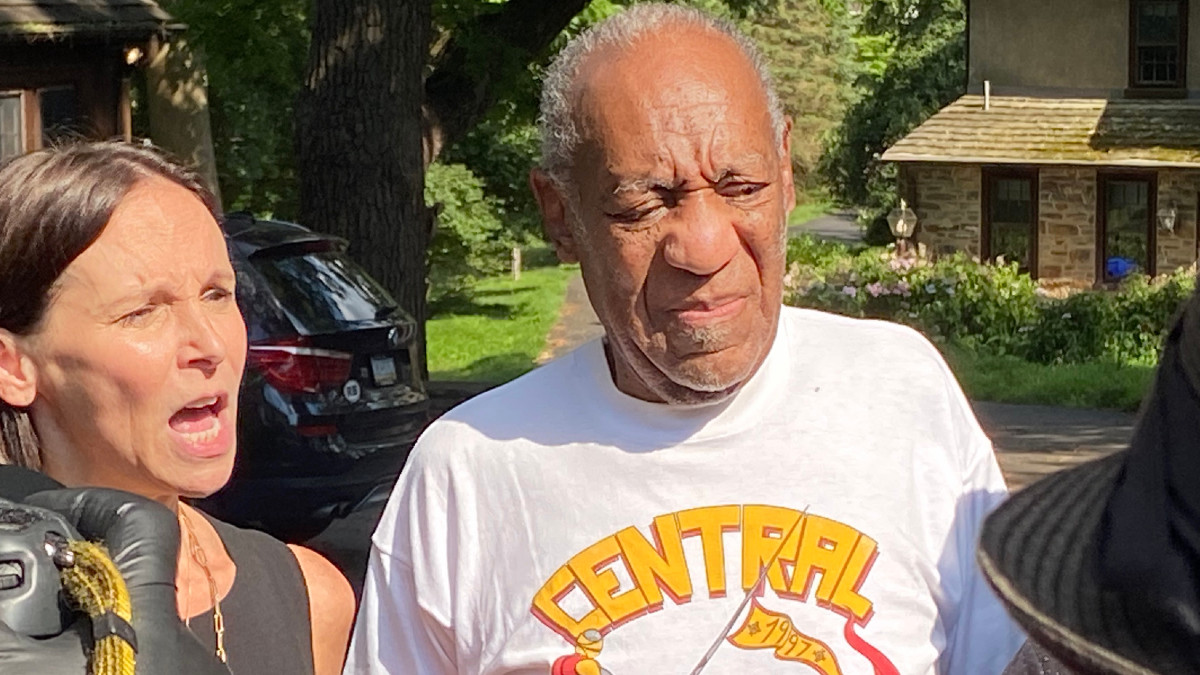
537, 3, 786, 192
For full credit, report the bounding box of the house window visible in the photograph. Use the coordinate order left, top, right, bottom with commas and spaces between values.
39, 85, 79, 145
0, 92, 22, 161
1130, 0, 1188, 89
1099, 174, 1156, 281
982, 168, 1038, 276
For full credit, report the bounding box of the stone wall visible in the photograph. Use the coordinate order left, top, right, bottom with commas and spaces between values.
904, 164, 1200, 285
1156, 170, 1200, 273
1038, 167, 1097, 283
907, 164, 981, 258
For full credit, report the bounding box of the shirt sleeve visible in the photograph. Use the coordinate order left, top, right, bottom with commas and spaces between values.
342, 547, 457, 674
936, 371, 1026, 673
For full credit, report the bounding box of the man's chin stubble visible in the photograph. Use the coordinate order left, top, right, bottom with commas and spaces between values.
671, 321, 735, 353
642, 332, 759, 405
645, 371, 744, 406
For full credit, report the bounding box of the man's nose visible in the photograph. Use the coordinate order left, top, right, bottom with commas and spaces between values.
660, 190, 741, 276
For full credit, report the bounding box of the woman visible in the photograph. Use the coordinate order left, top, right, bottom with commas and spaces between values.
0, 141, 355, 674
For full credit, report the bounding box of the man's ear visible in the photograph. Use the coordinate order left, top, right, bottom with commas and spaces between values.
530, 168, 580, 264
779, 117, 796, 214
0, 330, 37, 408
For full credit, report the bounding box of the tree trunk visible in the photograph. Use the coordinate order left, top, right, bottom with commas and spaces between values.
296, 0, 432, 377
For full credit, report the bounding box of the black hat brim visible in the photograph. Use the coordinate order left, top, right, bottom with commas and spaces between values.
978, 452, 1161, 675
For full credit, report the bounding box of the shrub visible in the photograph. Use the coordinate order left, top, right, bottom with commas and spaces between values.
1021, 291, 1116, 365
784, 235, 1196, 366
424, 162, 518, 303
1105, 268, 1195, 364
1019, 268, 1194, 365
785, 240, 1038, 352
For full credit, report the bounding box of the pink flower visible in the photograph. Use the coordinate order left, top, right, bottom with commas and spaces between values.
866, 282, 884, 297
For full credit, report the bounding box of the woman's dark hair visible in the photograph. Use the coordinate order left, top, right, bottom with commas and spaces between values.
0, 140, 219, 468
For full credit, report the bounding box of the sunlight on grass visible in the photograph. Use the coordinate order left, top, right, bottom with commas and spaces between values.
789, 189, 833, 226
942, 344, 1155, 412
427, 265, 576, 382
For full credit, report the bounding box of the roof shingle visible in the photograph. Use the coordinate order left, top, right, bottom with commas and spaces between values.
882, 95, 1200, 167
0, 0, 181, 40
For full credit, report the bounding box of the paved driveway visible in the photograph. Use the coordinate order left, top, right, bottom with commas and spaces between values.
786, 210, 861, 243
975, 401, 1134, 490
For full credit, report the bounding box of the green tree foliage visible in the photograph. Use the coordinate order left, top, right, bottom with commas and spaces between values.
820, 0, 966, 242
441, 109, 543, 245
159, 0, 309, 218
425, 162, 518, 302
741, 0, 856, 187
167, 0, 766, 295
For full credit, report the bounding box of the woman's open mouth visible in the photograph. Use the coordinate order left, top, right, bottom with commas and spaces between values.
169, 394, 231, 457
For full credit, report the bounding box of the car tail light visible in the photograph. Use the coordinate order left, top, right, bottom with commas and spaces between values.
247, 338, 352, 394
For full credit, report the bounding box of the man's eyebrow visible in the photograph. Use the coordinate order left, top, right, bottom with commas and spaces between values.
611, 177, 677, 196
715, 158, 771, 179
608, 162, 771, 196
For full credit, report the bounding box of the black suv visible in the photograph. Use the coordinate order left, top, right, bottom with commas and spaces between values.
198, 214, 429, 541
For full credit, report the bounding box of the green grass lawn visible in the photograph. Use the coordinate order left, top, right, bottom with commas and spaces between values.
789, 190, 833, 226
427, 264, 576, 382
942, 344, 1155, 412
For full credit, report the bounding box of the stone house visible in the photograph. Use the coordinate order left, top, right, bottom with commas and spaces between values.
883, 0, 1200, 285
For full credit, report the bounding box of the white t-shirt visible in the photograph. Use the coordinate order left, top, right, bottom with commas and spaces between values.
345, 307, 1024, 674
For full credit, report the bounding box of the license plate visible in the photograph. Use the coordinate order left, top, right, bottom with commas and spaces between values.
370, 354, 397, 386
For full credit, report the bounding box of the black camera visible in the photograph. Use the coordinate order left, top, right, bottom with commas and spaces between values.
0, 498, 79, 637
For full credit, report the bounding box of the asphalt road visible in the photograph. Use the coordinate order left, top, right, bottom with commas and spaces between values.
306, 501, 383, 598
974, 401, 1134, 491
787, 210, 861, 243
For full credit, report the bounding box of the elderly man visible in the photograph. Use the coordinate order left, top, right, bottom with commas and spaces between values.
345, 5, 1022, 674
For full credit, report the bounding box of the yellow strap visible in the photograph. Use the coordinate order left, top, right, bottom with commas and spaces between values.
59, 540, 136, 675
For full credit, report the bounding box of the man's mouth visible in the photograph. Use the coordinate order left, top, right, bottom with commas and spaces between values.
672, 296, 747, 325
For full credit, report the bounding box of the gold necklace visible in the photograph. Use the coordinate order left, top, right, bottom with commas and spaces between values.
179, 508, 228, 663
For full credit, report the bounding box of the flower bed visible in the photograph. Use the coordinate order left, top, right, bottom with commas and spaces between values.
784, 236, 1195, 366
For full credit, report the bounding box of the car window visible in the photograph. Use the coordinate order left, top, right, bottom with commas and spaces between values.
232, 255, 295, 342
250, 251, 400, 335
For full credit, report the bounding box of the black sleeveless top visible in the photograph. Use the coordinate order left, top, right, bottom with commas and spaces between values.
188, 515, 316, 675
